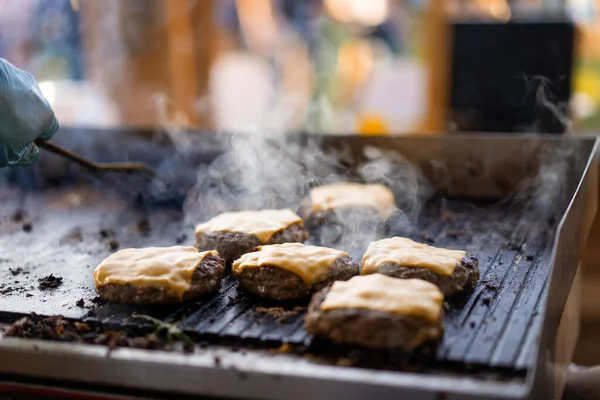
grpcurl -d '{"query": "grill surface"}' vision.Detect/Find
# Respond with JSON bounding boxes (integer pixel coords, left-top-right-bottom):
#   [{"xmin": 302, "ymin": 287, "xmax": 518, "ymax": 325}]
[{"xmin": 0, "ymin": 186, "xmax": 552, "ymax": 375}]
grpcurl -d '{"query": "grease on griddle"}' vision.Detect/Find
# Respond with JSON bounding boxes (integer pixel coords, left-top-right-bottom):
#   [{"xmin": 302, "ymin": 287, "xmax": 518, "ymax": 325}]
[
  {"xmin": 38, "ymin": 274, "xmax": 63, "ymax": 290},
  {"xmin": 99, "ymin": 228, "xmax": 115, "ymax": 239},
  {"xmin": 91, "ymin": 295, "xmax": 108, "ymax": 305}
]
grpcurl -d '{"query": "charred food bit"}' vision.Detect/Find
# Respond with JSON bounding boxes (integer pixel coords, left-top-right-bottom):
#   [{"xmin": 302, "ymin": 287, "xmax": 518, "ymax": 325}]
[
  {"xmin": 75, "ymin": 298, "xmax": 85, "ymax": 308},
  {"xmin": 360, "ymin": 237, "xmax": 479, "ymax": 296},
  {"xmin": 136, "ymin": 218, "xmax": 151, "ymax": 235},
  {"xmin": 99, "ymin": 228, "xmax": 115, "ymax": 239},
  {"xmin": 195, "ymin": 209, "xmax": 309, "ymax": 265},
  {"xmin": 298, "ymin": 183, "xmax": 397, "ymax": 230},
  {"xmin": 107, "ymin": 237, "xmax": 120, "ymax": 250},
  {"xmin": 305, "ymin": 274, "xmax": 444, "ymax": 349},
  {"xmin": 93, "ymin": 246, "xmax": 225, "ymax": 304},
  {"xmin": 4, "ymin": 315, "xmax": 192, "ymax": 353},
  {"xmin": 21, "ymin": 219, "xmax": 33, "ymax": 232},
  {"xmin": 232, "ymin": 243, "xmax": 358, "ymax": 302},
  {"xmin": 11, "ymin": 209, "xmax": 26, "ymax": 222},
  {"xmin": 38, "ymin": 274, "xmax": 63, "ymax": 290}
]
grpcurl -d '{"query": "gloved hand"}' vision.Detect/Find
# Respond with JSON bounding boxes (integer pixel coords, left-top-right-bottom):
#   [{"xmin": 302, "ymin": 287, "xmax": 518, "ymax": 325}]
[{"xmin": 0, "ymin": 58, "xmax": 58, "ymax": 167}]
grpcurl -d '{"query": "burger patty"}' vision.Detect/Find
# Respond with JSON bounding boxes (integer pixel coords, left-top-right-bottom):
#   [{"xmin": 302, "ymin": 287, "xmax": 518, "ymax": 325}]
[
  {"xmin": 195, "ymin": 221, "xmax": 308, "ymax": 265},
  {"xmin": 370, "ymin": 253, "xmax": 479, "ymax": 296},
  {"xmin": 96, "ymin": 253, "xmax": 225, "ymax": 304},
  {"xmin": 305, "ymin": 286, "xmax": 444, "ymax": 349},
  {"xmin": 235, "ymin": 254, "xmax": 359, "ymax": 302},
  {"xmin": 298, "ymin": 197, "xmax": 386, "ymax": 231}
]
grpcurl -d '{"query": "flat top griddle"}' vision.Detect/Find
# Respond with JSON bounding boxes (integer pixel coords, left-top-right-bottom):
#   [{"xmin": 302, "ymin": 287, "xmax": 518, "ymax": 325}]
[
  {"xmin": 0, "ymin": 130, "xmax": 596, "ymax": 400},
  {"xmin": 0, "ymin": 187, "xmax": 550, "ymax": 375}
]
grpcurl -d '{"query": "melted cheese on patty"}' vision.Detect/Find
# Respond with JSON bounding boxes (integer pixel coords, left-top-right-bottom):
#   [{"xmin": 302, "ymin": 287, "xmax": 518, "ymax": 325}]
[
  {"xmin": 308, "ymin": 183, "xmax": 396, "ymax": 218},
  {"xmin": 361, "ymin": 237, "xmax": 466, "ymax": 277},
  {"xmin": 321, "ymin": 274, "xmax": 444, "ymax": 323},
  {"xmin": 194, "ymin": 209, "xmax": 303, "ymax": 243},
  {"xmin": 232, "ymin": 243, "xmax": 348, "ymax": 285},
  {"xmin": 93, "ymin": 246, "xmax": 217, "ymax": 300}
]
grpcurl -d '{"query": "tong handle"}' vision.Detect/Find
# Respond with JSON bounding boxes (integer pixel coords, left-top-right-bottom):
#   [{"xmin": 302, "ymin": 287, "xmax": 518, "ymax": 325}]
[{"xmin": 35, "ymin": 139, "xmax": 156, "ymax": 176}]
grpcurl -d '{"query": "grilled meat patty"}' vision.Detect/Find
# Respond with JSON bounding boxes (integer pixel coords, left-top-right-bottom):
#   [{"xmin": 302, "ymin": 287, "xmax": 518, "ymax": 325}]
[
  {"xmin": 195, "ymin": 210, "xmax": 309, "ymax": 265},
  {"xmin": 373, "ymin": 254, "xmax": 479, "ymax": 296},
  {"xmin": 232, "ymin": 243, "xmax": 359, "ymax": 302},
  {"xmin": 95, "ymin": 249, "xmax": 225, "ymax": 304},
  {"xmin": 196, "ymin": 222, "xmax": 308, "ymax": 265},
  {"xmin": 298, "ymin": 183, "xmax": 397, "ymax": 242},
  {"xmin": 360, "ymin": 237, "xmax": 479, "ymax": 296},
  {"xmin": 299, "ymin": 198, "xmax": 385, "ymax": 231},
  {"xmin": 305, "ymin": 280, "xmax": 444, "ymax": 349}
]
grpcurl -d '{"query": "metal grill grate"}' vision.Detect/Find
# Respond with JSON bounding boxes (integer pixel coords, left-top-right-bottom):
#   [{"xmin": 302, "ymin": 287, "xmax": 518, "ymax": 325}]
[{"xmin": 0, "ymin": 189, "xmax": 551, "ymax": 374}]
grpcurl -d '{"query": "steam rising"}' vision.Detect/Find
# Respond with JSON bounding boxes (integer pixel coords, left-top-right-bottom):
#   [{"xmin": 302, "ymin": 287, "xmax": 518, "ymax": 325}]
[{"xmin": 181, "ymin": 128, "xmax": 432, "ymax": 256}]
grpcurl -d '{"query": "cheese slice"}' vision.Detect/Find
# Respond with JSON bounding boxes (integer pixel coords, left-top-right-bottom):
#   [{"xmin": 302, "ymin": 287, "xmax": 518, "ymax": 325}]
[
  {"xmin": 194, "ymin": 209, "xmax": 303, "ymax": 243},
  {"xmin": 321, "ymin": 274, "xmax": 443, "ymax": 323},
  {"xmin": 232, "ymin": 243, "xmax": 348, "ymax": 285},
  {"xmin": 308, "ymin": 183, "xmax": 396, "ymax": 218},
  {"xmin": 93, "ymin": 246, "xmax": 217, "ymax": 300},
  {"xmin": 361, "ymin": 237, "xmax": 466, "ymax": 277}
]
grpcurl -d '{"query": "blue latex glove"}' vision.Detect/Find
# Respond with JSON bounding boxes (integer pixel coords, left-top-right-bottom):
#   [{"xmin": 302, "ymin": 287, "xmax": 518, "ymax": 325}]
[{"xmin": 0, "ymin": 58, "xmax": 58, "ymax": 167}]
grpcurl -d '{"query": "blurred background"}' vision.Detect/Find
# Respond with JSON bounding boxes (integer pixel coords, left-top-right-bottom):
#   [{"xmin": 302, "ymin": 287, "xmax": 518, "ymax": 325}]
[
  {"xmin": 4, "ymin": 0, "xmax": 599, "ymax": 135},
  {"xmin": 3, "ymin": 0, "xmax": 600, "ymax": 364}
]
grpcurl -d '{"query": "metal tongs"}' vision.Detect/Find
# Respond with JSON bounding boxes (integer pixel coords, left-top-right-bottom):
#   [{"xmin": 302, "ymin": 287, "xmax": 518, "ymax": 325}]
[{"xmin": 35, "ymin": 139, "xmax": 156, "ymax": 178}]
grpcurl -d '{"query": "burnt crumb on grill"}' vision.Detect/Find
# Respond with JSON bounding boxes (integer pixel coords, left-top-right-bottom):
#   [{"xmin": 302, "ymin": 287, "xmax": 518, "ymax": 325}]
[
  {"xmin": 419, "ymin": 232, "xmax": 435, "ymax": 243},
  {"xmin": 76, "ymin": 298, "xmax": 85, "ymax": 308},
  {"xmin": 255, "ymin": 306, "xmax": 305, "ymax": 323},
  {"xmin": 5, "ymin": 315, "xmax": 193, "ymax": 353},
  {"xmin": 22, "ymin": 219, "xmax": 33, "ymax": 232},
  {"xmin": 441, "ymin": 210, "xmax": 456, "ymax": 221},
  {"xmin": 277, "ymin": 343, "xmax": 293, "ymax": 353},
  {"xmin": 484, "ymin": 282, "xmax": 498, "ymax": 291},
  {"xmin": 9, "ymin": 267, "xmax": 28, "ymax": 276},
  {"xmin": 213, "ymin": 355, "xmax": 221, "ymax": 366},
  {"xmin": 26, "ymin": 293, "xmax": 33, "ymax": 297},
  {"xmin": 136, "ymin": 218, "xmax": 151, "ymax": 235},
  {"xmin": 469, "ymin": 321, "xmax": 475, "ymax": 328},
  {"xmin": 508, "ymin": 242, "xmax": 522, "ymax": 251},
  {"xmin": 11, "ymin": 209, "xmax": 26, "ymax": 222},
  {"xmin": 99, "ymin": 228, "xmax": 115, "ymax": 239},
  {"xmin": 107, "ymin": 238, "xmax": 120, "ymax": 250},
  {"xmin": 482, "ymin": 297, "xmax": 492, "ymax": 306},
  {"xmin": 91, "ymin": 296, "xmax": 108, "ymax": 305},
  {"xmin": 526, "ymin": 255, "xmax": 534, "ymax": 261},
  {"xmin": 199, "ymin": 341, "xmax": 209, "ymax": 349},
  {"xmin": 444, "ymin": 230, "xmax": 466, "ymax": 239},
  {"xmin": 336, "ymin": 358, "xmax": 354, "ymax": 367},
  {"xmin": 1, "ymin": 286, "xmax": 14, "ymax": 295},
  {"xmin": 176, "ymin": 233, "xmax": 188, "ymax": 244},
  {"xmin": 38, "ymin": 274, "xmax": 63, "ymax": 290}
]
